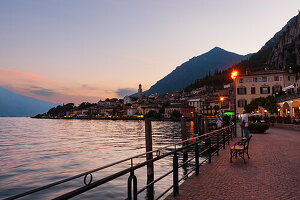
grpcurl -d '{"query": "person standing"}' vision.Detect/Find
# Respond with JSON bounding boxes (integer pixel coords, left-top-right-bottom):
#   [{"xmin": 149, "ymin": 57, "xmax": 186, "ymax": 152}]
[
  {"xmin": 242, "ymin": 110, "xmax": 249, "ymax": 138},
  {"xmin": 216, "ymin": 116, "xmax": 222, "ymax": 129}
]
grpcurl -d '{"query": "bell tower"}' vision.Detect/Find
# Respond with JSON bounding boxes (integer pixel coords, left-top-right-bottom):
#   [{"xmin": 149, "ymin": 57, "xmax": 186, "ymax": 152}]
[{"xmin": 138, "ymin": 84, "xmax": 142, "ymax": 100}]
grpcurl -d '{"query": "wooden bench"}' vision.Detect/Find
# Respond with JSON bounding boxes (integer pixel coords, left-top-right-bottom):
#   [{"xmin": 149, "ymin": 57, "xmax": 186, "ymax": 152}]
[{"xmin": 230, "ymin": 135, "xmax": 252, "ymax": 163}]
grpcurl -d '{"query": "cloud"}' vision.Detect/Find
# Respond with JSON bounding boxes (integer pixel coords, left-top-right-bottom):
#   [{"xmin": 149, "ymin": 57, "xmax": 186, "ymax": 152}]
[
  {"xmin": 115, "ymin": 88, "xmax": 136, "ymax": 98},
  {"xmin": 81, "ymin": 84, "xmax": 97, "ymax": 90},
  {"xmin": 0, "ymin": 68, "xmax": 118, "ymax": 104},
  {"xmin": 29, "ymin": 86, "xmax": 57, "ymax": 97}
]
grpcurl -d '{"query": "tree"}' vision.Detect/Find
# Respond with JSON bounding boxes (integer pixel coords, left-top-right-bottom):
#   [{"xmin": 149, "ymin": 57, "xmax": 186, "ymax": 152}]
[
  {"xmin": 145, "ymin": 110, "xmax": 162, "ymax": 119},
  {"xmin": 244, "ymin": 96, "xmax": 278, "ymax": 114},
  {"xmin": 170, "ymin": 110, "xmax": 182, "ymax": 119}
]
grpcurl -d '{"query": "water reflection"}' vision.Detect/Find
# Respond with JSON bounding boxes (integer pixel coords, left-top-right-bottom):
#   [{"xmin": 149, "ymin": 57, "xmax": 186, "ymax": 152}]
[{"xmin": 0, "ymin": 118, "xmax": 191, "ymax": 199}]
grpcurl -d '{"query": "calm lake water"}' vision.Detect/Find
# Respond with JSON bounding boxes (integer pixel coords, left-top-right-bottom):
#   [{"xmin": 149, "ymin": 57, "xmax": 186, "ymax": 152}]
[{"xmin": 0, "ymin": 117, "xmax": 198, "ymax": 199}]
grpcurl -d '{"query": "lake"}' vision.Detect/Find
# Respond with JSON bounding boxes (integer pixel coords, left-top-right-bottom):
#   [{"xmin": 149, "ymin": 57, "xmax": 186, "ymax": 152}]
[{"xmin": 0, "ymin": 117, "xmax": 197, "ymax": 199}]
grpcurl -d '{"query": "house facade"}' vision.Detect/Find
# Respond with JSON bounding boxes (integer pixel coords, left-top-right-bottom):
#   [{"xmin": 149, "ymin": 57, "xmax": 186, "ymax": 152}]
[{"xmin": 235, "ymin": 70, "xmax": 296, "ymax": 115}]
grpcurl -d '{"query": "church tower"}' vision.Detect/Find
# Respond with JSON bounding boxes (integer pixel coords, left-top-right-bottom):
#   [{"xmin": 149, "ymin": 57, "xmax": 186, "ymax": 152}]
[{"xmin": 138, "ymin": 84, "xmax": 142, "ymax": 100}]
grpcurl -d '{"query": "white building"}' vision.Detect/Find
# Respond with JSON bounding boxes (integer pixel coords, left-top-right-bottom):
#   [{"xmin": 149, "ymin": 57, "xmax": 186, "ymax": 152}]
[{"xmin": 187, "ymin": 98, "xmax": 202, "ymax": 114}]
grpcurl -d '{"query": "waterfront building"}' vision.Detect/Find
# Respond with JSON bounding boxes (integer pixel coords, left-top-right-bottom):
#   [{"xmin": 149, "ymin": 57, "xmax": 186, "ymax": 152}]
[
  {"xmin": 164, "ymin": 104, "xmax": 195, "ymax": 118},
  {"xmin": 187, "ymin": 98, "xmax": 203, "ymax": 114},
  {"xmin": 235, "ymin": 70, "xmax": 296, "ymax": 115},
  {"xmin": 140, "ymin": 105, "xmax": 160, "ymax": 115},
  {"xmin": 126, "ymin": 107, "xmax": 137, "ymax": 116}
]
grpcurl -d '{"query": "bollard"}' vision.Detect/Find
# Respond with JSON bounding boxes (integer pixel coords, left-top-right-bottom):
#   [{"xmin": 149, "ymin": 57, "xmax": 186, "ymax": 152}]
[{"xmin": 173, "ymin": 152, "xmax": 179, "ymax": 196}]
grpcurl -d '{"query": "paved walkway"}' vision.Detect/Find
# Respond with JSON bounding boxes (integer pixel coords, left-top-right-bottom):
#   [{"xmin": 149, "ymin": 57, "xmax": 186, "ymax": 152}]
[{"xmin": 166, "ymin": 127, "xmax": 300, "ymax": 200}]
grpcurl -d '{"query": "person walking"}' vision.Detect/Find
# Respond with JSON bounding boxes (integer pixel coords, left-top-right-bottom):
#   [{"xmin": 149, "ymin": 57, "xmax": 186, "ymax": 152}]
[{"xmin": 242, "ymin": 110, "xmax": 249, "ymax": 138}]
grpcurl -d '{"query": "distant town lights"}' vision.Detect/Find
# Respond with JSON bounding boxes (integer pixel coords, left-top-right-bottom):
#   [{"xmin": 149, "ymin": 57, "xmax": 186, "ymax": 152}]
[{"xmin": 231, "ymin": 70, "xmax": 238, "ymax": 79}]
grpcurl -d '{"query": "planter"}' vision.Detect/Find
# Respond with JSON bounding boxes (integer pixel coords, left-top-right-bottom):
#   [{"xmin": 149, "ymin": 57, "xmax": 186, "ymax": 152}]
[{"xmin": 249, "ymin": 129, "xmax": 267, "ymax": 133}]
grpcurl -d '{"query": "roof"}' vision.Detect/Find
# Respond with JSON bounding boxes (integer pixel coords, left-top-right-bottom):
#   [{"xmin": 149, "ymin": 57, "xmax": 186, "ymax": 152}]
[
  {"xmin": 166, "ymin": 104, "xmax": 194, "ymax": 109},
  {"xmin": 240, "ymin": 70, "xmax": 293, "ymax": 77}
]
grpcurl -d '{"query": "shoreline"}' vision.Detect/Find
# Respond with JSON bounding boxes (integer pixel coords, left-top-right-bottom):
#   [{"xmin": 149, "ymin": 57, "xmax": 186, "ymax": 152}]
[{"xmin": 30, "ymin": 116, "xmax": 186, "ymax": 122}]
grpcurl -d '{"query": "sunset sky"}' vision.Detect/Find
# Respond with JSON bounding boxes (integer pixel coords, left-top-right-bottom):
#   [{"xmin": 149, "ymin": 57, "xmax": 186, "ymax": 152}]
[{"xmin": 0, "ymin": 0, "xmax": 299, "ymax": 104}]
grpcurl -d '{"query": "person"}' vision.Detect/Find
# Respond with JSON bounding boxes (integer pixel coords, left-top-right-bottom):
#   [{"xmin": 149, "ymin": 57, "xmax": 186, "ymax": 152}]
[
  {"xmin": 242, "ymin": 110, "xmax": 249, "ymax": 138},
  {"xmin": 216, "ymin": 116, "xmax": 222, "ymax": 129},
  {"xmin": 223, "ymin": 115, "xmax": 230, "ymax": 126}
]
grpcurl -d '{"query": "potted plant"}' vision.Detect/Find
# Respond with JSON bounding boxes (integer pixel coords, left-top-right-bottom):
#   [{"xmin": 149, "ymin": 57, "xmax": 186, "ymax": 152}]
[{"xmin": 248, "ymin": 122, "xmax": 270, "ymax": 133}]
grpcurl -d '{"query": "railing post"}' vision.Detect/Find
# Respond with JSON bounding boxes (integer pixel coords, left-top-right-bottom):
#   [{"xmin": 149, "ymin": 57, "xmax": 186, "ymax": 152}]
[
  {"xmin": 208, "ymin": 138, "xmax": 212, "ymax": 163},
  {"xmin": 173, "ymin": 152, "xmax": 179, "ymax": 196},
  {"xmin": 181, "ymin": 117, "xmax": 188, "ymax": 173},
  {"xmin": 145, "ymin": 119, "xmax": 154, "ymax": 199},
  {"xmin": 127, "ymin": 170, "xmax": 137, "ymax": 200},
  {"xmin": 223, "ymin": 131, "xmax": 226, "ymax": 149},
  {"xmin": 216, "ymin": 133, "xmax": 219, "ymax": 156},
  {"xmin": 227, "ymin": 129, "xmax": 230, "ymax": 145},
  {"xmin": 195, "ymin": 142, "xmax": 199, "ymax": 175}
]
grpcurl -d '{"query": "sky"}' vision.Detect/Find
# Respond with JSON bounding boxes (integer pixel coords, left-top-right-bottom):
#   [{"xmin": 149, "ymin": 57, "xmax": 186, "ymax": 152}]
[{"xmin": 0, "ymin": 0, "xmax": 299, "ymax": 104}]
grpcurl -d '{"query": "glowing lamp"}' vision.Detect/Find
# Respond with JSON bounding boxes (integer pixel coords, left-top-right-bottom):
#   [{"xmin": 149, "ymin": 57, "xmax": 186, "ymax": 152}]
[
  {"xmin": 231, "ymin": 70, "xmax": 238, "ymax": 79},
  {"xmin": 220, "ymin": 97, "xmax": 224, "ymax": 102}
]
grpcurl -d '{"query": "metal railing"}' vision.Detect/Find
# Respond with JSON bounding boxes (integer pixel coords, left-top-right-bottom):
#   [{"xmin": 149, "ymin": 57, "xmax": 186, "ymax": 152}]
[{"xmin": 4, "ymin": 124, "xmax": 235, "ymax": 200}]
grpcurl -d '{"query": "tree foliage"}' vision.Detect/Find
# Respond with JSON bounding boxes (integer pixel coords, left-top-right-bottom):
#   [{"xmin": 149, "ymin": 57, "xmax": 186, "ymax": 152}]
[
  {"xmin": 170, "ymin": 110, "xmax": 182, "ymax": 119},
  {"xmin": 244, "ymin": 96, "xmax": 278, "ymax": 114}
]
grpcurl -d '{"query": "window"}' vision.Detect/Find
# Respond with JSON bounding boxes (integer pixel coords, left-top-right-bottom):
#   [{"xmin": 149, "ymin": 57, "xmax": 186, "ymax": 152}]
[
  {"xmin": 260, "ymin": 86, "xmax": 270, "ymax": 94},
  {"xmin": 290, "ymin": 76, "xmax": 295, "ymax": 82},
  {"xmin": 251, "ymin": 87, "xmax": 256, "ymax": 94},
  {"xmin": 288, "ymin": 76, "xmax": 290, "ymax": 81},
  {"xmin": 254, "ymin": 77, "xmax": 258, "ymax": 82},
  {"xmin": 272, "ymin": 85, "xmax": 282, "ymax": 94},
  {"xmin": 279, "ymin": 76, "xmax": 283, "ymax": 81},
  {"xmin": 239, "ymin": 78, "xmax": 243, "ymax": 83},
  {"xmin": 238, "ymin": 99, "xmax": 247, "ymax": 108},
  {"xmin": 274, "ymin": 76, "xmax": 279, "ymax": 81},
  {"xmin": 268, "ymin": 77, "xmax": 273, "ymax": 82},
  {"xmin": 262, "ymin": 77, "xmax": 267, "ymax": 82},
  {"xmin": 237, "ymin": 87, "xmax": 247, "ymax": 95}
]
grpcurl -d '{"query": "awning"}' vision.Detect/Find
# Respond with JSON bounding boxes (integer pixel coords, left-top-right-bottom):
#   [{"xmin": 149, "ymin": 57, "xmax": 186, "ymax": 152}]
[{"xmin": 283, "ymin": 84, "xmax": 295, "ymax": 91}]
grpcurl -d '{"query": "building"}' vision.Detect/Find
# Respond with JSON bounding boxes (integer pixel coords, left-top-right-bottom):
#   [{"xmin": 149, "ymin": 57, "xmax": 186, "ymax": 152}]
[
  {"xmin": 138, "ymin": 84, "xmax": 143, "ymax": 100},
  {"xmin": 164, "ymin": 104, "xmax": 195, "ymax": 118},
  {"xmin": 235, "ymin": 70, "xmax": 296, "ymax": 115},
  {"xmin": 187, "ymin": 98, "xmax": 203, "ymax": 114}
]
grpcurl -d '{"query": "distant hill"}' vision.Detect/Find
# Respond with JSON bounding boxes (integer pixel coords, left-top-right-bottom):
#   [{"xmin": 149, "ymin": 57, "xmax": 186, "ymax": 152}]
[
  {"xmin": 0, "ymin": 87, "xmax": 57, "ymax": 117},
  {"xmin": 144, "ymin": 47, "xmax": 251, "ymax": 94}
]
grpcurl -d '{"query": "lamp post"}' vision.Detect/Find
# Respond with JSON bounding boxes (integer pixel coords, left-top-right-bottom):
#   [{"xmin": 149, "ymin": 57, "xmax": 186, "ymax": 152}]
[
  {"xmin": 231, "ymin": 70, "xmax": 238, "ymax": 137},
  {"xmin": 220, "ymin": 96, "xmax": 224, "ymax": 118}
]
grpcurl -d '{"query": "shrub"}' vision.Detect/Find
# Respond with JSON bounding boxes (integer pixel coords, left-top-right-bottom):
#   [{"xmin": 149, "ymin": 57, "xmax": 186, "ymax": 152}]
[
  {"xmin": 248, "ymin": 122, "xmax": 270, "ymax": 133},
  {"xmin": 283, "ymin": 116, "xmax": 292, "ymax": 124},
  {"xmin": 270, "ymin": 116, "xmax": 276, "ymax": 123}
]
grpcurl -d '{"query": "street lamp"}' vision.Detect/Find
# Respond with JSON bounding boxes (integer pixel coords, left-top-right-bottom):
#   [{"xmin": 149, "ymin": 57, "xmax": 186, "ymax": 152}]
[
  {"xmin": 220, "ymin": 96, "xmax": 224, "ymax": 117},
  {"xmin": 231, "ymin": 70, "xmax": 238, "ymax": 137}
]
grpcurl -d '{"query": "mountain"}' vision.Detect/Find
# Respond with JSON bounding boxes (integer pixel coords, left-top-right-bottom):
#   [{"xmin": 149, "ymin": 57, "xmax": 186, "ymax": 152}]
[
  {"xmin": 0, "ymin": 87, "xmax": 57, "ymax": 117},
  {"xmin": 239, "ymin": 12, "xmax": 299, "ymax": 72},
  {"xmin": 145, "ymin": 47, "xmax": 250, "ymax": 94},
  {"xmin": 267, "ymin": 13, "xmax": 300, "ymax": 72}
]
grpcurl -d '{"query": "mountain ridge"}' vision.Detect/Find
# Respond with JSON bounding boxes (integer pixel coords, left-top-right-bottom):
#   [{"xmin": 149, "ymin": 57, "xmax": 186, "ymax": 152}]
[{"xmin": 144, "ymin": 47, "xmax": 250, "ymax": 94}]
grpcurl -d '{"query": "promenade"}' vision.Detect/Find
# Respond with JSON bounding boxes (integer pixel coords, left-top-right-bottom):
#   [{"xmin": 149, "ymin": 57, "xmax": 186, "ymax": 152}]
[{"xmin": 166, "ymin": 127, "xmax": 300, "ymax": 200}]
